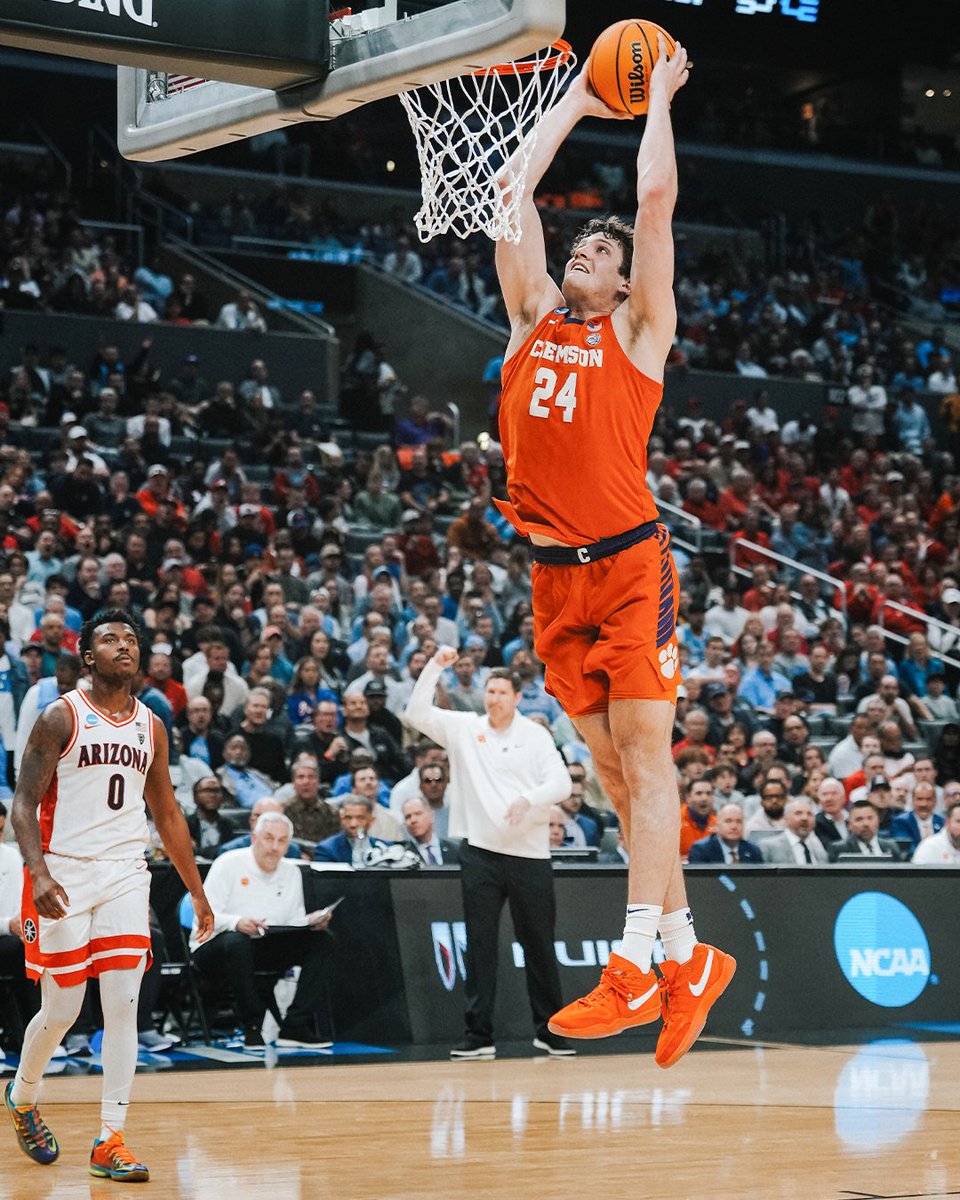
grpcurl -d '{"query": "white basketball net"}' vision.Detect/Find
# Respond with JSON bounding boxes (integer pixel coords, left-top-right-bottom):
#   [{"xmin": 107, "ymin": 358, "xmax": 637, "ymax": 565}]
[{"xmin": 399, "ymin": 42, "xmax": 576, "ymax": 244}]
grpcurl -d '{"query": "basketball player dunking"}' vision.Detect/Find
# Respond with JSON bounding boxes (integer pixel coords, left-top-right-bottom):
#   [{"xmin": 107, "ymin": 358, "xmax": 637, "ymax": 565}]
[
  {"xmin": 493, "ymin": 39, "xmax": 735, "ymax": 1065},
  {"xmin": 5, "ymin": 609, "xmax": 213, "ymax": 1180}
]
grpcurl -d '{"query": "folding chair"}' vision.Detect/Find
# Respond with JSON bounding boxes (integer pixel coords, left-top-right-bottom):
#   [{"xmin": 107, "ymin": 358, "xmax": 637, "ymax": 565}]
[{"xmin": 178, "ymin": 895, "xmax": 283, "ymax": 1041}]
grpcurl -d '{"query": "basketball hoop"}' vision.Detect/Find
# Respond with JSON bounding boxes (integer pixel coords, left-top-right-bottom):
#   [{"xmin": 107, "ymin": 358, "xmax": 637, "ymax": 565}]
[{"xmin": 399, "ymin": 40, "xmax": 575, "ymax": 244}]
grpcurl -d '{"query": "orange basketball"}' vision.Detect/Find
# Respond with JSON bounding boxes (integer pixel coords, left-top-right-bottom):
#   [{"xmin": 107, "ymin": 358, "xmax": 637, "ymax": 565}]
[{"xmin": 587, "ymin": 19, "xmax": 677, "ymax": 117}]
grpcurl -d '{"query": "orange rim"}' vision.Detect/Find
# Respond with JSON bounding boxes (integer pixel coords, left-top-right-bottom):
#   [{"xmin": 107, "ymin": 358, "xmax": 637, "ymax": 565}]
[{"xmin": 475, "ymin": 39, "xmax": 573, "ymax": 77}]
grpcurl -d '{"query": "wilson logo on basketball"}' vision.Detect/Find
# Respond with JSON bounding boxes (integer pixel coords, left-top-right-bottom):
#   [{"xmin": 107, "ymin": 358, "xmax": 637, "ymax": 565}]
[
  {"xmin": 628, "ymin": 42, "xmax": 648, "ymax": 107},
  {"xmin": 42, "ymin": 0, "xmax": 155, "ymax": 29}
]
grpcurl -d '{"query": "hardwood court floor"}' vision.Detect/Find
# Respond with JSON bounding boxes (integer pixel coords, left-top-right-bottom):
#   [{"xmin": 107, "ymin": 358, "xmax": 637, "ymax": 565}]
[{"xmin": 4, "ymin": 1037, "xmax": 959, "ymax": 1200}]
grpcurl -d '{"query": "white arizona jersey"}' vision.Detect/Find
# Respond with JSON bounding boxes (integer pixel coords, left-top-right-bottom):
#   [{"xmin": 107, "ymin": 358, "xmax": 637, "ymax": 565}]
[{"xmin": 39, "ymin": 689, "xmax": 155, "ymax": 860}]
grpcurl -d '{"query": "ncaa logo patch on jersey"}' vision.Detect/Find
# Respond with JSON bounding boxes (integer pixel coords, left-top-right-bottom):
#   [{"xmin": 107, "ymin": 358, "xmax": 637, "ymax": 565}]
[
  {"xmin": 85, "ymin": 712, "xmax": 99, "ymax": 726},
  {"xmin": 23, "ymin": 918, "xmax": 37, "ymax": 943}
]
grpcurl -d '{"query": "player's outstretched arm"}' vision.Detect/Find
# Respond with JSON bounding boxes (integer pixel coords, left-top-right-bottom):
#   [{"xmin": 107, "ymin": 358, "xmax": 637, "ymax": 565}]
[
  {"xmin": 496, "ymin": 67, "xmax": 629, "ymax": 338},
  {"xmin": 621, "ymin": 37, "xmax": 690, "ymax": 377},
  {"xmin": 11, "ymin": 703, "xmax": 72, "ymax": 918},
  {"xmin": 144, "ymin": 717, "xmax": 214, "ymax": 942}
]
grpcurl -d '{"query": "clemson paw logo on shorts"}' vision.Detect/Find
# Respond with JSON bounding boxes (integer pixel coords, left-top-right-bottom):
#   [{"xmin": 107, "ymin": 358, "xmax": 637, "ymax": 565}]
[
  {"xmin": 658, "ymin": 643, "xmax": 679, "ymax": 679},
  {"xmin": 23, "ymin": 918, "xmax": 37, "ymax": 943}
]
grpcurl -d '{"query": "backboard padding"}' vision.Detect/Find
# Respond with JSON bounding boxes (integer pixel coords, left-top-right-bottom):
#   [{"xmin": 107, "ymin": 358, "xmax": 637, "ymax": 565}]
[{"xmin": 118, "ymin": 0, "xmax": 565, "ymax": 160}]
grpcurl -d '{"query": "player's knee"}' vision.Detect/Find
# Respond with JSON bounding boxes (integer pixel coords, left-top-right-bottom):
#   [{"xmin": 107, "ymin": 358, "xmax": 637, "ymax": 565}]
[
  {"xmin": 615, "ymin": 743, "xmax": 674, "ymax": 793},
  {"xmin": 41, "ymin": 980, "xmax": 86, "ymax": 1030}
]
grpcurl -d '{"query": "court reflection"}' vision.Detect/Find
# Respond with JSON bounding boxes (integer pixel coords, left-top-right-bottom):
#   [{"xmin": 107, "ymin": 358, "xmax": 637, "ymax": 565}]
[
  {"xmin": 833, "ymin": 1039, "xmax": 930, "ymax": 1150},
  {"xmin": 429, "ymin": 1080, "xmax": 696, "ymax": 1158}
]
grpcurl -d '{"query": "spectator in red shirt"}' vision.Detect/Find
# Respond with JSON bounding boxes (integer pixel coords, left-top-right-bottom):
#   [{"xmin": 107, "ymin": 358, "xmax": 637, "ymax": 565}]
[
  {"xmin": 398, "ymin": 510, "xmax": 441, "ymax": 578},
  {"xmin": 682, "ymin": 478, "xmax": 725, "ymax": 531},
  {"xmin": 741, "ymin": 564, "xmax": 775, "ymax": 612},
  {"xmin": 755, "ymin": 461, "xmax": 787, "ymax": 511},
  {"xmin": 273, "ymin": 445, "xmax": 321, "ymax": 507},
  {"xmin": 135, "ymin": 464, "xmax": 188, "ymax": 523},
  {"xmin": 680, "ymin": 778, "xmax": 718, "ymax": 861},
  {"xmin": 147, "ymin": 648, "xmax": 187, "ymax": 718},
  {"xmin": 839, "ymin": 447, "xmax": 871, "ymax": 500},
  {"xmin": 26, "ymin": 503, "xmax": 80, "ymax": 550},
  {"xmin": 844, "ymin": 563, "xmax": 881, "ymax": 625},
  {"xmin": 672, "ymin": 708, "xmax": 717, "ymax": 765},
  {"xmin": 872, "ymin": 574, "xmax": 926, "ymax": 637},
  {"xmin": 730, "ymin": 508, "xmax": 771, "ymax": 571},
  {"xmin": 718, "ymin": 470, "xmax": 754, "ymax": 531}
]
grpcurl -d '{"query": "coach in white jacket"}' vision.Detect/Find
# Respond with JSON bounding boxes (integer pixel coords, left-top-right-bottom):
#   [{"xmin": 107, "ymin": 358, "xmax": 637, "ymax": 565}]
[{"xmin": 406, "ymin": 646, "xmax": 574, "ymax": 1059}]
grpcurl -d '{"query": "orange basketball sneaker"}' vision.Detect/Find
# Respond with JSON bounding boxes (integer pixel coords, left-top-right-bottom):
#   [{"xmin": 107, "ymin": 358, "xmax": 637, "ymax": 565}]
[
  {"xmin": 547, "ymin": 952, "xmax": 663, "ymax": 1039},
  {"xmin": 655, "ymin": 943, "xmax": 737, "ymax": 1069},
  {"xmin": 89, "ymin": 1129, "xmax": 150, "ymax": 1182}
]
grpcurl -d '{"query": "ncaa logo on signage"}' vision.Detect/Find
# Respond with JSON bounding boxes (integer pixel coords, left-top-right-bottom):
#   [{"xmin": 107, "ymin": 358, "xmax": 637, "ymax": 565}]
[{"xmin": 833, "ymin": 892, "xmax": 931, "ymax": 1008}]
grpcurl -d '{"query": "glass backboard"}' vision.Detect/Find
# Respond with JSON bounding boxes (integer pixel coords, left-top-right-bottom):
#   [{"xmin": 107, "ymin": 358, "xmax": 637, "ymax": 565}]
[{"xmin": 117, "ymin": 0, "xmax": 566, "ymax": 161}]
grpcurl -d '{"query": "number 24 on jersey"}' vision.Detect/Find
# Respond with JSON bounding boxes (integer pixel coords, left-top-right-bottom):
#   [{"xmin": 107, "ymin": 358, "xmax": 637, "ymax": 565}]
[{"xmin": 529, "ymin": 368, "xmax": 577, "ymax": 423}]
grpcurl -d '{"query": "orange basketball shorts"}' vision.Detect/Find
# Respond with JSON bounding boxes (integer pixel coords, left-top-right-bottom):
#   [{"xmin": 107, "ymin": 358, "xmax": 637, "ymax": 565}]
[{"xmin": 531, "ymin": 525, "xmax": 681, "ymax": 718}]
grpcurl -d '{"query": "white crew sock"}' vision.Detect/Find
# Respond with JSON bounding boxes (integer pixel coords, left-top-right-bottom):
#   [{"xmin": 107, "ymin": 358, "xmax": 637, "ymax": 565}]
[
  {"xmin": 618, "ymin": 904, "xmax": 662, "ymax": 974},
  {"xmin": 97, "ymin": 960, "xmax": 145, "ymax": 1140},
  {"xmin": 658, "ymin": 908, "xmax": 698, "ymax": 965}
]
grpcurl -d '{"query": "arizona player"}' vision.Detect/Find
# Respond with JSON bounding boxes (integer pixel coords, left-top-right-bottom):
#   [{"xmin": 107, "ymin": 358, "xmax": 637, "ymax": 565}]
[
  {"xmin": 5, "ymin": 608, "xmax": 213, "ymax": 1181},
  {"xmin": 493, "ymin": 41, "xmax": 735, "ymax": 1064}
]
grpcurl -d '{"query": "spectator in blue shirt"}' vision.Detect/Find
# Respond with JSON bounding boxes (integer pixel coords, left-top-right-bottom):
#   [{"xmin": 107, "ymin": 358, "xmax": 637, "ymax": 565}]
[
  {"xmin": 502, "ymin": 613, "xmax": 536, "ymax": 666},
  {"xmin": 738, "ymin": 641, "xmax": 792, "ymax": 715},
  {"xmin": 898, "ymin": 631, "xmax": 942, "ymax": 721},
  {"xmin": 510, "ymin": 649, "xmax": 564, "ymax": 726},
  {"xmin": 892, "ymin": 389, "xmax": 932, "ymax": 454},
  {"xmin": 217, "ymin": 733, "xmax": 275, "ymax": 809},
  {"xmin": 287, "ymin": 655, "xmax": 339, "ymax": 727}
]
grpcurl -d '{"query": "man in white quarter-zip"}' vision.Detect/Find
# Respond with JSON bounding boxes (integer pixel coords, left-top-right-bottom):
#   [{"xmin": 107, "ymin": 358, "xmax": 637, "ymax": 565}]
[{"xmin": 406, "ymin": 646, "xmax": 574, "ymax": 1059}]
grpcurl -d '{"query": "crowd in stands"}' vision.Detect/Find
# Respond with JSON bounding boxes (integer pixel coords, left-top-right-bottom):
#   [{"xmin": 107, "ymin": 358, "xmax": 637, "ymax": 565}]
[
  {"xmin": 1, "ymin": 127, "xmax": 960, "ymax": 1052},
  {"xmin": 5, "ymin": 137, "xmax": 958, "ymax": 393},
  {"xmin": 0, "ymin": 324, "xmax": 959, "ymax": 883},
  {"xmin": 162, "ymin": 170, "xmax": 958, "ymax": 376}
]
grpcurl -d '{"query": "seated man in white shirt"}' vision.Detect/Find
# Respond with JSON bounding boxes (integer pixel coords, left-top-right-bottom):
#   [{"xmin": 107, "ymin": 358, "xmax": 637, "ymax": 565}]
[
  {"xmin": 191, "ymin": 812, "xmax": 335, "ymax": 1048},
  {"xmin": 911, "ymin": 800, "xmax": 960, "ymax": 864},
  {"xmin": 402, "ymin": 795, "xmax": 460, "ymax": 866},
  {"xmin": 0, "ymin": 802, "xmax": 38, "ymax": 1048}
]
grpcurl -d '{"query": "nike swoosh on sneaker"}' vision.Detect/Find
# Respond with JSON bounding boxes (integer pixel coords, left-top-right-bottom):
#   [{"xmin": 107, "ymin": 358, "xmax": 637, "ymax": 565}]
[
  {"xmin": 626, "ymin": 982, "xmax": 659, "ymax": 1011},
  {"xmin": 688, "ymin": 948, "xmax": 715, "ymax": 997}
]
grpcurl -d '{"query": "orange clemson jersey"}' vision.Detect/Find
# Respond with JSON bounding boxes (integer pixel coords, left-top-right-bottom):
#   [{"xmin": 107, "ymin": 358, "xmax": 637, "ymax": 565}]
[{"xmin": 494, "ymin": 308, "xmax": 663, "ymax": 546}]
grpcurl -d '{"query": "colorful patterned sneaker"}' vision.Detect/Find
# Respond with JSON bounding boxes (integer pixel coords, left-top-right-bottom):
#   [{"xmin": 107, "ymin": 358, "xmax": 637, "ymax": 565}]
[
  {"xmin": 4, "ymin": 1079, "xmax": 60, "ymax": 1165},
  {"xmin": 89, "ymin": 1130, "xmax": 150, "ymax": 1182},
  {"xmin": 656, "ymin": 943, "xmax": 737, "ymax": 1069},
  {"xmin": 547, "ymin": 952, "xmax": 663, "ymax": 1039}
]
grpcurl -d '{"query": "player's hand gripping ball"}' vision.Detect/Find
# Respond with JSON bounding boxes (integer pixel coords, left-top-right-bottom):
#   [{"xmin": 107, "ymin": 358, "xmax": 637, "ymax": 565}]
[{"xmin": 587, "ymin": 19, "xmax": 677, "ymax": 116}]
